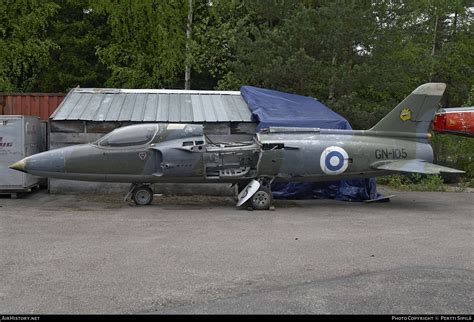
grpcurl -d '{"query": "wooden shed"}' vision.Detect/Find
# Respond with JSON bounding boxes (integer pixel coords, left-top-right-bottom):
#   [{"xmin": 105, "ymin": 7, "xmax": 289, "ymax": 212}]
[{"xmin": 48, "ymin": 88, "xmax": 258, "ymax": 195}]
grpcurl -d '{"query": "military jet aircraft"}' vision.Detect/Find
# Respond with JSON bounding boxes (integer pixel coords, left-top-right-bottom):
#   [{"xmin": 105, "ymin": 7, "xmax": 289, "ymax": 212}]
[{"xmin": 10, "ymin": 83, "xmax": 464, "ymax": 209}]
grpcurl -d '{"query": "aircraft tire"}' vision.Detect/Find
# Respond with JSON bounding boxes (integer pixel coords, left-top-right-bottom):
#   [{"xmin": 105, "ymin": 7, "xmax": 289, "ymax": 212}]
[
  {"xmin": 251, "ymin": 187, "xmax": 273, "ymax": 210},
  {"xmin": 133, "ymin": 186, "xmax": 153, "ymax": 206}
]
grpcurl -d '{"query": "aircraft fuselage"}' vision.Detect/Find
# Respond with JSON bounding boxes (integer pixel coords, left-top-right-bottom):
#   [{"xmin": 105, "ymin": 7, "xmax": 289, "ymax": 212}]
[{"xmin": 13, "ymin": 127, "xmax": 433, "ymax": 184}]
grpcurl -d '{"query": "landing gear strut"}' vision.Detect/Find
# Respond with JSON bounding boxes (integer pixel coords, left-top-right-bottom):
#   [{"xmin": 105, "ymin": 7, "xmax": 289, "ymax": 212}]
[{"xmin": 125, "ymin": 184, "xmax": 153, "ymax": 205}]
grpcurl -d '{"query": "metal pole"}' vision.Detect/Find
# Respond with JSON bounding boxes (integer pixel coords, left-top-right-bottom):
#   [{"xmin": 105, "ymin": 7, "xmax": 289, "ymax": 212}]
[{"xmin": 185, "ymin": 0, "xmax": 193, "ymax": 90}]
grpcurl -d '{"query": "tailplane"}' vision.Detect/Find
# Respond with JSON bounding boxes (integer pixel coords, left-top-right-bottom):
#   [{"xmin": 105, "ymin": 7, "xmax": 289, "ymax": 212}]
[
  {"xmin": 371, "ymin": 159, "xmax": 464, "ymax": 174},
  {"xmin": 369, "ymin": 83, "xmax": 446, "ymax": 135}
]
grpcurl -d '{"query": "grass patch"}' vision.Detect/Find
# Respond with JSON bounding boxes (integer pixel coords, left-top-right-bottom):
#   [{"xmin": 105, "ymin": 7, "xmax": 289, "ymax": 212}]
[{"xmin": 377, "ymin": 174, "xmax": 447, "ymax": 192}]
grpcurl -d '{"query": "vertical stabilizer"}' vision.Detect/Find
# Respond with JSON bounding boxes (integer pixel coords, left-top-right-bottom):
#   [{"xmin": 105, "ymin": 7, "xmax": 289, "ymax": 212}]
[{"xmin": 369, "ymin": 83, "xmax": 446, "ymax": 135}]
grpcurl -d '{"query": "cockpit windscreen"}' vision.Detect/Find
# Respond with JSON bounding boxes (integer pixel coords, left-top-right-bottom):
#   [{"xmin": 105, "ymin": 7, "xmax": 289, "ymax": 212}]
[{"xmin": 97, "ymin": 124, "xmax": 158, "ymax": 147}]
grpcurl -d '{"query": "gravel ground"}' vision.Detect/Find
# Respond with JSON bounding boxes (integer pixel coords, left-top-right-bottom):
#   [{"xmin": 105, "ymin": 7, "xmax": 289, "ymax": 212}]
[{"xmin": 0, "ymin": 187, "xmax": 472, "ymax": 314}]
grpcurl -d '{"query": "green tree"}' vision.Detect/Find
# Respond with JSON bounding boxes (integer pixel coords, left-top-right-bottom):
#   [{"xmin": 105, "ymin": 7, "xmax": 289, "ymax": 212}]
[
  {"xmin": 324, "ymin": 0, "xmax": 473, "ymax": 127},
  {"xmin": 0, "ymin": 0, "xmax": 471, "ymax": 123},
  {"xmin": 465, "ymin": 85, "xmax": 474, "ymax": 106},
  {"xmin": 187, "ymin": 0, "xmax": 244, "ymax": 89},
  {"xmin": 94, "ymin": 0, "xmax": 188, "ymax": 88},
  {"xmin": 0, "ymin": 0, "xmax": 58, "ymax": 91},
  {"xmin": 215, "ymin": 0, "xmax": 472, "ymax": 129},
  {"xmin": 36, "ymin": 0, "xmax": 111, "ymax": 92},
  {"xmin": 216, "ymin": 1, "xmax": 380, "ymax": 128}
]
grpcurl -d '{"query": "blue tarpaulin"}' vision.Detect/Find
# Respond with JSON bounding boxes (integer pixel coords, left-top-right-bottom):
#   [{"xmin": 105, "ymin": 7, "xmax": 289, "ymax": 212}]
[
  {"xmin": 240, "ymin": 86, "xmax": 352, "ymax": 131},
  {"xmin": 240, "ymin": 85, "xmax": 381, "ymax": 201}
]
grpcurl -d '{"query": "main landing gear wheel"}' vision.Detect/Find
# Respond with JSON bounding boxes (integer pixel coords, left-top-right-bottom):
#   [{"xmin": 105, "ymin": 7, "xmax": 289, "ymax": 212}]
[
  {"xmin": 250, "ymin": 187, "xmax": 273, "ymax": 210},
  {"xmin": 132, "ymin": 185, "xmax": 153, "ymax": 206}
]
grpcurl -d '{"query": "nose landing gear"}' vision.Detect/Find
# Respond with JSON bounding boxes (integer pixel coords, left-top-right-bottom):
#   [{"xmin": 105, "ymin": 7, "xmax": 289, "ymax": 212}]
[
  {"xmin": 236, "ymin": 178, "xmax": 274, "ymax": 210},
  {"xmin": 125, "ymin": 184, "xmax": 153, "ymax": 205},
  {"xmin": 250, "ymin": 186, "xmax": 273, "ymax": 210}
]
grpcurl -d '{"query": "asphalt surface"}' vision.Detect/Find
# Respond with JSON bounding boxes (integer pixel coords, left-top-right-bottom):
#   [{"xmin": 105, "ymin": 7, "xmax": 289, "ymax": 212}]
[{"xmin": 0, "ymin": 187, "xmax": 472, "ymax": 314}]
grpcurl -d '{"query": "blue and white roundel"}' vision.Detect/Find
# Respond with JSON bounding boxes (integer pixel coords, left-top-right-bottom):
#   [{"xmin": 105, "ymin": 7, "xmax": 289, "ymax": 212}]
[{"xmin": 320, "ymin": 146, "xmax": 349, "ymax": 175}]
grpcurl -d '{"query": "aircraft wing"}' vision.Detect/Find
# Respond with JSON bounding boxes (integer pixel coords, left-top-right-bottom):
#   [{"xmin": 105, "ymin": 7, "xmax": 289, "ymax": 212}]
[{"xmin": 371, "ymin": 159, "xmax": 465, "ymax": 174}]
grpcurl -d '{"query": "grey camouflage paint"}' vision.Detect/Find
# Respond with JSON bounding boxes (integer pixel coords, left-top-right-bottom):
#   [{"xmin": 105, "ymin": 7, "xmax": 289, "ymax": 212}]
[{"xmin": 9, "ymin": 83, "xmax": 464, "ymax": 188}]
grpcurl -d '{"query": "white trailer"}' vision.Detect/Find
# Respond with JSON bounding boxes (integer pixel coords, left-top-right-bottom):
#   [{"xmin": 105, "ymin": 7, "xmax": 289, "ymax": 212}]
[{"xmin": 0, "ymin": 115, "xmax": 45, "ymax": 197}]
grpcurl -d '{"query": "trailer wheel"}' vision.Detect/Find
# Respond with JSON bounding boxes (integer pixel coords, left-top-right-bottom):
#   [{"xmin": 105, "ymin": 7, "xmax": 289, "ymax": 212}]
[
  {"xmin": 133, "ymin": 186, "xmax": 153, "ymax": 206},
  {"xmin": 251, "ymin": 187, "xmax": 273, "ymax": 210}
]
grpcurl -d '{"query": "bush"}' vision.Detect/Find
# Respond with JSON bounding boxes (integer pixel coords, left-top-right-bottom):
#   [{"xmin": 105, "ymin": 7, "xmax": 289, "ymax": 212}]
[
  {"xmin": 377, "ymin": 174, "xmax": 446, "ymax": 191},
  {"xmin": 431, "ymin": 134, "xmax": 474, "ymax": 179}
]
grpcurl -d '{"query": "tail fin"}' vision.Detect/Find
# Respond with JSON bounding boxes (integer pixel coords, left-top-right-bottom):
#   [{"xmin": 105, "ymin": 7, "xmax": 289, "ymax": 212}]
[{"xmin": 369, "ymin": 83, "xmax": 446, "ymax": 134}]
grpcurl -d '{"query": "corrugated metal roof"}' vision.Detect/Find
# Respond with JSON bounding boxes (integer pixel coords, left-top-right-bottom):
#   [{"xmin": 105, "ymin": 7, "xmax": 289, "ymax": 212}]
[{"xmin": 50, "ymin": 88, "xmax": 253, "ymax": 122}]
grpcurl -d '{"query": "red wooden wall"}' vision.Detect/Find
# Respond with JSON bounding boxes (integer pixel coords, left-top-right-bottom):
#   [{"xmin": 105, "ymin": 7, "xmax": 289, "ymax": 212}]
[{"xmin": 0, "ymin": 93, "xmax": 65, "ymax": 120}]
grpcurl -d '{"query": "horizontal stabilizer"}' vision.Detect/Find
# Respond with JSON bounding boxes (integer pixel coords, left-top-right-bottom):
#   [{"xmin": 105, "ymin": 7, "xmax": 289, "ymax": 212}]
[{"xmin": 371, "ymin": 159, "xmax": 465, "ymax": 174}]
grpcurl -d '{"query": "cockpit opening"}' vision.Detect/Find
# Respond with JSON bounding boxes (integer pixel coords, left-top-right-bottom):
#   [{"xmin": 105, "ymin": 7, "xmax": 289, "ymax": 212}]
[{"xmin": 94, "ymin": 123, "xmax": 205, "ymax": 148}]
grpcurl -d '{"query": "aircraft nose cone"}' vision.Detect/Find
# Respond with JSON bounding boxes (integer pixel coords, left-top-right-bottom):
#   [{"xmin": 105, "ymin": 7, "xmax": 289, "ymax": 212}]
[
  {"xmin": 9, "ymin": 159, "xmax": 27, "ymax": 172},
  {"xmin": 8, "ymin": 148, "xmax": 70, "ymax": 176}
]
